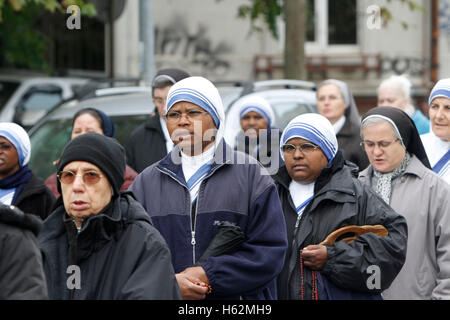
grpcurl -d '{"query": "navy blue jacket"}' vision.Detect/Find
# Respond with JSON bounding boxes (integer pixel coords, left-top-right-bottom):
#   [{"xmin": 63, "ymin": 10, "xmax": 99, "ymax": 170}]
[{"xmin": 129, "ymin": 140, "xmax": 288, "ymax": 300}]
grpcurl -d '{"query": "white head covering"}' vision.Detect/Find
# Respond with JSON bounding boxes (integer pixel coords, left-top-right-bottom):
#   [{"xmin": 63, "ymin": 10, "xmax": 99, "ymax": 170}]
[
  {"xmin": 428, "ymin": 78, "xmax": 450, "ymax": 106},
  {"xmin": 0, "ymin": 122, "xmax": 31, "ymax": 167},
  {"xmin": 280, "ymin": 113, "xmax": 338, "ymax": 164},
  {"xmin": 236, "ymin": 95, "xmax": 275, "ymax": 128},
  {"xmin": 166, "ymin": 76, "xmax": 225, "ymax": 149}
]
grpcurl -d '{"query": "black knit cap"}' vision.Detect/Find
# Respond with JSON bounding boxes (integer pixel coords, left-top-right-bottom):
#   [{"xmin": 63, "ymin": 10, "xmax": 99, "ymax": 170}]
[{"xmin": 57, "ymin": 132, "xmax": 126, "ymax": 195}]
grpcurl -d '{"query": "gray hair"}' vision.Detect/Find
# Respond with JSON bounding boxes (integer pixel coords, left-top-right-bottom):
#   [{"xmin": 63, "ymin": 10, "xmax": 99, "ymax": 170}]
[
  {"xmin": 360, "ymin": 116, "xmax": 403, "ymax": 143},
  {"xmin": 377, "ymin": 75, "xmax": 412, "ymax": 101}
]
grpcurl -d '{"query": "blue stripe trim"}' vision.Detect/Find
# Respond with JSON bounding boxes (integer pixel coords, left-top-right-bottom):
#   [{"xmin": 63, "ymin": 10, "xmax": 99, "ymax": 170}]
[
  {"xmin": 296, "ymin": 196, "xmax": 314, "ymax": 218},
  {"xmin": 239, "ymin": 106, "xmax": 272, "ymax": 127},
  {"xmin": 186, "ymin": 163, "xmax": 212, "ymax": 190},
  {"xmin": 429, "ymin": 89, "xmax": 450, "ymax": 105},
  {"xmin": 0, "ymin": 130, "xmax": 24, "ymax": 165},
  {"xmin": 167, "ymin": 88, "xmax": 220, "ymax": 128},
  {"xmin": 283, "ymin": 127, "xmax": 335, "ymax": 161},
  {"xmin": 433, "ymin": 149, "xmax": 450, "ymax": 176},
  {"xmin": 283, "ymin": 123, "xmax": 336, "ymax": 153}
]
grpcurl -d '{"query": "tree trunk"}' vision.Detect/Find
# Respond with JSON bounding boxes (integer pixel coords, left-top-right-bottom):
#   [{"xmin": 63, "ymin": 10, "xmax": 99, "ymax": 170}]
[{"xmin": 284, "ymin": 0, "xmax": 307, "ymax": 80}]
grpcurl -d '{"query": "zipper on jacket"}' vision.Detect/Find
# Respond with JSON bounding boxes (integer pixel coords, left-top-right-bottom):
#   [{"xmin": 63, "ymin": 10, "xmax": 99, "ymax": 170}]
[{"xmin": 157, "ymin": 161, "xmax": 229, "ymax": 266}]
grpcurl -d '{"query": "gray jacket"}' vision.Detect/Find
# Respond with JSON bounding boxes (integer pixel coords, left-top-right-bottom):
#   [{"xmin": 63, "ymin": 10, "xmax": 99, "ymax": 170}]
[{"xmin": 359, "ymin": 155, "xmax": 450, "ymax": 299}]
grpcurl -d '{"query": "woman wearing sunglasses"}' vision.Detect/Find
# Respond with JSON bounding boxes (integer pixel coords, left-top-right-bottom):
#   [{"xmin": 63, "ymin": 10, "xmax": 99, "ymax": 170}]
[
  {"xmin": 272, "ymin": 113, "xmax": 407, "ymax": 300},
  {"xmin": 38, "ymin": 132, "xmax": 180, "ymax": 300}
]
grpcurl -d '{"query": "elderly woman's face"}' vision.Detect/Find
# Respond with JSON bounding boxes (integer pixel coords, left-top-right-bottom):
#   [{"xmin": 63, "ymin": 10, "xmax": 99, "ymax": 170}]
[
  {"xmin": 166, "ymin": 101, "xmax": 217, "ymax": 156},
  {"xmin": 240, "ymin": 111, "xmax": 268, "ymax": 139},
  {"xmin": 283, "ymin": 137, "xmax": 328, "ymax": 184},
  {"xmin": 362, "ymin": 121, "xmax": 406, "ymax": 173},
  {"xmin": 429, "ymin": 97, "xmax": 450, "ymax": 141},
  {"xmin": 317, "ymin": 84, "xmax": 347, "ymax": 124},
  {"xmin": 60, "ymin": 161, "xmax": 112, "ymax": 227},
  {"xmin": 377, "ymin": 87, "xmax": 408, "ymax": 110},
  {"xmin": 72, "ymin": 113, "xmax": 104, "ymax": 139}
]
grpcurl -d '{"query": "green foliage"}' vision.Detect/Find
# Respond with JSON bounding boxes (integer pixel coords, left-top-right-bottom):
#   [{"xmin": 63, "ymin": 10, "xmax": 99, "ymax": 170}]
[
  {"xmin": 233, "ymin": 0, "xmax": 426, "ymax": 39},
  {"xmin": 0, "ymin": 0, "xmax": 96, "ymax": 72},
  {"xmin": 236, "ymin": 0, "xmax": 282, "ymax": 39}
]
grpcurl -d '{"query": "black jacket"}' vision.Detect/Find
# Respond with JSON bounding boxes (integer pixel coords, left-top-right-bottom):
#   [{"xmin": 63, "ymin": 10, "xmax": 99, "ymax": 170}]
[
  {"xmin": 0, "ymin": 205, "xmax": 48, "ymax": 299},
  {"xmin": 337, "ymin": 117, "xmax": 369, "ymax": 171},
  {"xmin": 125, "ymin": 113, "xmax": 168, "ymax": 173},
  {"xmin": 272, "ymin": 151, "xmax": 408, "ymax": 300},
  {"xmin": 38, "ymin": 193, "xmax": 180, "ymax": 300},
  {"xmin": 13, "ymin": 174, "xmax": 55, "ymax": 221}
]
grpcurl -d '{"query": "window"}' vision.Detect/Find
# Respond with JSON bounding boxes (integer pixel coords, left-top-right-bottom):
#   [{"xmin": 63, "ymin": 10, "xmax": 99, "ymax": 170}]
[{"xmin": 307, "ymin": 0, "xmax": 357, "ymax": 48}]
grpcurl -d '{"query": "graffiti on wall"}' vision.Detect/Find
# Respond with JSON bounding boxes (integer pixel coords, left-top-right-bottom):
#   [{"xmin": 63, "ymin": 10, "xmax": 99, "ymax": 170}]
[
  {"xmin": 381, "ymin": 56, "xmax": 429, "ymax": 77},
  {"xmin": 155, "ymin": 16, "xmax": 233, "ymax": 77}
]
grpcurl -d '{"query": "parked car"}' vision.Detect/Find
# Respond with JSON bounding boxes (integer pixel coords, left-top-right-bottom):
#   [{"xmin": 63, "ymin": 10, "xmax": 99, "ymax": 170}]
[
  {"xmin": 224, "ymin": 79, "xmax": 318, "ymax": 147},
  {"xmin": 0, "ymin": 73, "xmax": 88, "ymax": 130},
  {"xmin": 28, "ymin": 91, "xmax": 153, "ymax": 180}
]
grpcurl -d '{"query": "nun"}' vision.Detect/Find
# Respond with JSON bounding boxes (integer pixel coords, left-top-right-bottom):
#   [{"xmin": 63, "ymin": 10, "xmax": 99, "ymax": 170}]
[
  {"xmin": 38, "ymin": 133, "xmax": 180, "ymax": 299},
  {"xmin": 359, "ymin": 106, "xmax": 450, "ymax": 299},
  {"xmin": 129, "ymin": 76, "xmax": 288, "ymax": 300},
  {"xmin": 421, "ymin": 78, "xmax": 450, "ymax": 184},
  {"xmin": 0, "ymin": 122, "xmax": 55, "ymax": 220},
  {"xmin": 234, "ymin": 95, "xmax": 283, "ymax": 174},
  {"xmin": 272, "ymin": 113, "xmax": 407, "ymax": 300},
  {"xmin": 316, "ymin": 79, "xmax": 369, "ymax": 171}
]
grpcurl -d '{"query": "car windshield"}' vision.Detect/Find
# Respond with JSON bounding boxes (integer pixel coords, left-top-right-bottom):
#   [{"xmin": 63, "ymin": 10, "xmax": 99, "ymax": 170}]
[{"xmin": 29, "ymin": 114, "xmax": 148, "ymax": 179}]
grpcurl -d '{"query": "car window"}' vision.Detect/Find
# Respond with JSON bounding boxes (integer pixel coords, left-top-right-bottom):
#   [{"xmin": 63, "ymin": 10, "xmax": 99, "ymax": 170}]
[
  {"xmin": 15, "ymin": 90, "xmax": 63, "ymax": 128},
  {"xmin": 0, "ymin": 81, "xmax": 20, "ymax": 111},
  {"xmin": 271, "ymin": 101, "xmax": 316, "ymax": 129},
  {"xmin": 29, "ymin": 114, "xmax": 148, "ymax": 180}
]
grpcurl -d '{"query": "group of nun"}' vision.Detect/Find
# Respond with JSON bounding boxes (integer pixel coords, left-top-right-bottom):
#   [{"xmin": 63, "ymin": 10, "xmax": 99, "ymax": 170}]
[{"xmin": 2, "ymin": 74, "xmax": 449, "ymax": 300}]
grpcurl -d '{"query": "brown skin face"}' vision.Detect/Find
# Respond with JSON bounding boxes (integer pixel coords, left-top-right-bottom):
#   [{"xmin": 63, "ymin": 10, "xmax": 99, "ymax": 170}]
[
  {"xmin": 283, "ymin": 137, "xmax": 329, "ymax": 184},
  {"xmin": 0, "ymin": 136, "xmax": 20, "ymax": 180},
  {"xmin": 166, "ymin": 101, "xmax": 217, "ymax": 156},
  {"xmin": 240, "ymin": 111, "xmax": 269, "ymax": 139}
]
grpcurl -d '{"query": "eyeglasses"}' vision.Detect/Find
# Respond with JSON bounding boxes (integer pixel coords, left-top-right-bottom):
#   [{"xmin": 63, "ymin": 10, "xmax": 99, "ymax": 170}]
[
  {"xmin": 0, "ymin": 144, "xmax": 14, "ymax": 151},
  {"xmin": 57, "ymin": 170, "xmax": 103, "ymax": 185},
  {"xmin": 165, "ymin": 110, "xmax": 209, "ymax": 122},
  {"xmin": 360, "ymin": 138, "xmax": 401, "ymax": 149},
  {"xmin": 281, "ymin": 143, "xmax": 320, "ymax": 155}
]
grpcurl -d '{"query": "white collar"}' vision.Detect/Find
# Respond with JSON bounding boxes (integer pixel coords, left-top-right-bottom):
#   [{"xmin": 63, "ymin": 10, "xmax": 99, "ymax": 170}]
[{"xmin": 333, "ymin": 116, "xmax": 346, "ymax": 134}]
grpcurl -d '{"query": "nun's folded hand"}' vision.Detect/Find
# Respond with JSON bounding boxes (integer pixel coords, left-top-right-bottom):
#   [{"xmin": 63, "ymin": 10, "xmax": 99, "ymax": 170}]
[
  {"xmin": 301, "ymin": 245, "xmax": 328, "ymax": 270},
  {"xmin": 176, "ymin": 266, "xmax": 210, "ymax": 300}
]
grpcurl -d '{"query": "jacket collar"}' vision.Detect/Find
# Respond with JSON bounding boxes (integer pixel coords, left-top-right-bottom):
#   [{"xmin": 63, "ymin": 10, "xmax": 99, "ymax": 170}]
[{"xmin": 39, "ymin": 193, "xmax": 151, "ymax": 262}]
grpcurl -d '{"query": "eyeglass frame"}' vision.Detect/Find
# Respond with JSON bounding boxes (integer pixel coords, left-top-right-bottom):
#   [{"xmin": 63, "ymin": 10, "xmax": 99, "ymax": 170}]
[
  {"xmin": 57, "ymin": 170, "xmax": 104, "ymax": 186},
  {"xmin": 281, "ymin": 142, "xmax": 320, "ymax": 155},
  {"xmin": 164, "ymin": 109, "xmax": 210, "ymax": 122},
  {"xmin": 360, "ymin": 138, "xmax": 402, "ymax": 149}
]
